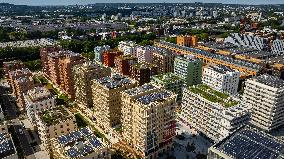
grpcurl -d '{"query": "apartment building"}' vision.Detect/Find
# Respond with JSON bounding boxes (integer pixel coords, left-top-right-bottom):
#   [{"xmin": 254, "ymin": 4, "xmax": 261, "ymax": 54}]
[
  {"xmin": 59, "ymin": 53, "xmax": 85, "ymax": 99},
  {"xmin": 92, "ymin": 74, "xmax": 137, "ymax": 133},
  {"xmin": 174, "ymin": 55, "xmax": 202, "ymax": 86},
  {"xmin": 130, "ymin": 62, "xmax": 158, "ymax": 86},
  {"xmin": 202, "ymin": 65, "xmax": 240, "ymax": 95},
  {"xmin": 118, "ymin": 41, "xmax": 138, "ymax": 57},
  {"xmin": 3, "ymin": 60, "xmax": 24, "ymax": 78},
  {"xmin": 243, "ymin": 75, "xmax": 284, "ymax": 131},
  {"xmin": 136, "ymin": 46, "xmax": 153, "ymax": 63},
  {"xmin": 73, "ymin": 62, "xmax": 111, "ymax": 109},
  {"xmin": 51, "ymin": 127, "xmax": 111, "ymax": 159},
  {"xmin": 102, "ymin": 50, "xmax": 123, "ymax": 67},
  {"xmin": 114, "ymin": 55, "xmax": 138, "ymax": 75},
  {"xmin": 40, "ymin": 46, "xmax": 62, "ymax": 74},
  {"xmin": 0, "ymin": 131, "xmax": 18, "ymax": 159},
  {"xmin": 177, "ymin": 35, "xmax": 198, "ymax": 47},
  {"xmin": 94, "ymin": 45, "xmax": 111, "ymax": 63},
  {"xmin": 0, "ymin": 105, "xmax": 4, "ymax": 121},
  {"xmin": 8, "ymin": 68, "xmax": 35, "ymax": 110},
  {"xmin": 180, "ymin": 84, "xmax": 250, "ymax": 142},
  {"xmin": 46, "ymin": 51, "xmax": 67, "ymax": 85},
  {"xmin": 34, "ymin": 106, "xmax": 77, "ymax": 148},
  {"xmin": 121, "ymin": 84, "xmax": 177, "ymax": 159},
  {"xmin": 208, "ymin": 128, "xmax": 284, "ymax": 159},
  {"xmin": 151, "ymin": 73, "xmax": 184, "ymax": 103},
  {"xmin": 24, "ymin": 87, "xmax": 56, "ymax": 122},
  {"xmin": 152, "ymin": 47, "xmax": 175, "ymax": 74}
]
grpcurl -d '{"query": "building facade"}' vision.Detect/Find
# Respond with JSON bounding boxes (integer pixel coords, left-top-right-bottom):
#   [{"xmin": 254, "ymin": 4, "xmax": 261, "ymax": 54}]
[
  {"xmin": 130, "ymin": 62, "xmax": 158, "ymax": 86},
  {"xmin": 152, "ymin": 47, "xmax": 175, "ymax": 74},
  {"xmin": 121, "ymin": 84, "xmax": 177, "ymax": 159},
  {"xmin": 94, "ymin": 45, "xmax": 111, "ymax": 63},
  {"xmin": 118, "ymin": 41, "xmax": 138, "ymax": 57},
  {"xmin": 202, "ymin": 65, "xmax": 240, "ymax": 95},
  {"xmin": 136, "ymin": 46, "xmax": 153, "ymax": 63},
  {"xmin": 243, "ymin": 75, "xmax": 284, "ymax": 131},
  {"xmin": 177, "ymin": 35, "xmax": 198, "ymax": 47},
  {"xmin": 102, "ymin": 50, "xmax": 123, "ymax": 67},
  {"xmin": 180, "ymin": 84, "xmax": 250, "ymax": 142},
  {"xmin": 174, "ymin": 55, "xmax": 202, "ymax": 86},
  {"xmin": 114, "ymin": 55, "xmax": 138, "ymax": 75}
]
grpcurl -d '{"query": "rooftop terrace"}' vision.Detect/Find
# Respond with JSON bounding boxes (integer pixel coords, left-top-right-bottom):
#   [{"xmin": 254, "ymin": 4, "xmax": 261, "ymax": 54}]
[
  {"xmin": 189, "ymin": 84, "xmax": 239, "ymax": 108},
  {"xmin": 213, "ymin": 128, "xmax": 284, "ymax": 159},
  {"xmin": 96, "ymin": 74, "xmax": 134, "ymax": 89},
  {"xmin": 252, "ymin": 74, "xmax": 284, "ymax": 89},
  {"xmin": 152, "ymin": 73, "xmax": 183, "ymax": 83},
  {"xmin": 0, "ymin": 132, "xmax": 16, "ymax": 158},
  {"xmin": 40, "ymin": 106, "xmax": 73, "ymax": 126},
  {"xmin": 27, "ymin": 87, "xmax": 52, "ymax": 102},
  {"xmin": 56, "ymin": 127, "xmax": 105, "ymax": 158}
]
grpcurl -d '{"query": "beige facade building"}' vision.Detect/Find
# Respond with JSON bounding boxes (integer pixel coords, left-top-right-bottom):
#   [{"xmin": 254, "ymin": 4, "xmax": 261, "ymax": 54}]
[
  {"xmin": 92, "ymin": 74, "xmax": 137, "ymax": 133},
  {"xmin": 121, "ymin": 84, "xmax": 177, "ymax": 159},
  {"xmin": 34, "ymin": 106, "xmax": 77, "ymax": 148},
  {"xmin": 243, "ymin": 75, "xmax": 284, "ymax": 131},
  {"xmin": 51, "ymin": 127, "xmax": 111, "ymax": 159},
  {"xmin": 73, "ymin": 62, "xmax": 111, "ymax": 110}
]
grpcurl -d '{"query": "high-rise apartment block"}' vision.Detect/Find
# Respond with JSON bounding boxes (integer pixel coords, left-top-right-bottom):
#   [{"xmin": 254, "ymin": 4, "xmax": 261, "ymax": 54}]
[
  {"xmin": 243, "ymin": 75, "xmax": 284, "ymax": 131},
  {"xmin": 152, "ymin": 47, "xmax": 175, "ymax": 74},
  {"xmin": 121, "ymin": 84, "xmax": 177, "ymax": 159},
  {"xmin": 151, "ymin": 73, "xmax": 184, "ymax": 102},
  {"xmin": 40, "ymin": 46, "xmax": 62, "ymax": 74},
  {"xmin": 35, "ymin": 106, "xmax": 77, "ymax": 148},
  {"xmin": 73, "ymin": 62, "xmax": 111, "ymax": 109},
  {"xmin": 202, "ymin": 65, "xmax": 240, "ymax": 95},
  {"xmin": 92, "ymin": 74, "xmax": 137, "ymax": 132},
  {"xmin": 118, "ymin": 41, "xmax": 138, "ymax": 57},
  {"xmin": 94, "ymin": 45, "xmax": 111, "ymax": 63},
  {"xmin": 136, "ymin": 46, "xmax": 153, "ymax": 63},
  {"xmin": 3, "ymin": 60, "xmax": 24, "ymax": 78},
  {"xmin": 177, "ymin": 35, "xmax": 198, "ymax": 47},
  {"xmin": 51, "ymin": 127, "xmax": 111, "ymax": 159},
  {"xmin": 0, "ymin": 131, "xmax": 18, "ymax": 159},
  {"xmin": 102, "ymin": 50, "xmax": 123, "ymax": 67},
  {"xmin": 130, "ymin": 62, "xmax": 158, "ymax": 86},
  {"xmin": 180, "ymin": 84, "xmax": 250, "ymax": 142},
  {"xmin": 174, "ymin": 55, "xmax": 202, "ymax": 86},
  {"xmin": 114, "ymin": 55, "xmax": 138, "ymax": 75},
  {"xmin": 24, "ymin": 87, "xmax": 56, "ymax": 122}
]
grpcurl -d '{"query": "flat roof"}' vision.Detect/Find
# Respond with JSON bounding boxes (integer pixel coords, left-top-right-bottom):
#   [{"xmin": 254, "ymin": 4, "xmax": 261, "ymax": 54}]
[
  {"xmin": 136, "ymin": 90, "xmax": 173, "ymax": 105},
  {"xmin": 213, "ymin": 128, "xmax": 284, "ymax": 159},
  {"xmin": 96, "ymin": 74, "xmax": 134, "ymax": 89},
  {"xmin": 206, "ymin": 65, "xmax": 237, "ymax": 74},
  {"xmin": 0, "ymin": 132, "xmax": 16, "ymax": 158},
  {"xmin": 39, "ymin": 106, "xmax": 73, "ymax": 126},
  {"xmin": 125, "ymin": 83, "xmax": 157, "ymax": 96},
  {"xmin": 56, "ymin": 127, "xmax": 105, "ymax": 158},
  {"xmin": 26, "ymin": 87, "xmax": 53, "ymax": 103},
  {"xmin": 152, "ymin": 72, "xmax": 183, "ymax": 83},
  {"xmin": 252, "ymin": 74, "xmax": 284, "ymax": 88}
]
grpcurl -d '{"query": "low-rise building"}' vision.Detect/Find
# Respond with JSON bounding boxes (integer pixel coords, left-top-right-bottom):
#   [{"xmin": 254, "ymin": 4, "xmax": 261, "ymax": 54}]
[
  {"xmin": 180, "ymin": 84, "xmax": 250, "ymax": 142},
  {"xmin": 121, "ymin": 84, "xmax": 177, "ymax": 159},
  {"xmin": 151, "ymin": 73, "xmax": 184, "ymax": 103},
  {"xmin": 73, "ymin": 62, "xmax": 111, "ymax": 110},
  {"xmin": 34, "ymin": 106, "xmax": 77, "ymax": 148},
  {"xmin": 202, "ymin": 65, "xmax": 240, "ymax": 95},
  {"xmin": 92, "ymin": 74, "xmax": 137, "ymax": 133},
  {"xmin": 208, "ymin": 128, "xmax": 284, "ymax": 159},
  {"xmin": 0, "ymin": 131, "xmax": 18, "ymax": 159},
  {"xmin": 130, "ymin": 62, "xmax": 158, "ymax": 86},
  {"xmin": 174, "ymin": 55, "xmax": 202, "ymax": 86},
  {"xmin": 94, "ymin": 45, "xmax": 111, "ymax": 63},
  {"xmin": 24, "ymin": 87, "xmax": 56, "ymax": 122},
  {"xmin": 114, "ymin": 55, "xmax": 138, "ymax": 76},
  {"xmin": 51, "ymin": 127, "xmax": 111, "ymax": 159},
  {"xmin": 243, "ymin": 75, "xmax": 284, "ymax": 131}
]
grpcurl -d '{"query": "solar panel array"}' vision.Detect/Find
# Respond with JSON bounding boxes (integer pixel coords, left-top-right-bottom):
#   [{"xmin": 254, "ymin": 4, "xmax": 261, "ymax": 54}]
[
  {"xmin": 254, "ymin": 74, "xmax": 284, "ymax": 88},
  {"xmin": 136, "ymin": 91, "xmax": 172, "ymax": 105},
  {"xmin": 56, "ymin": 127, "xmax": 104, "ymax": 158},
  {"xmin": 216, "ymin": 129, "xmax": 284, "ymax": 159},
  {"xmin": 159, "ymin": 41, "xmax": 261, "ymax": 71},
  {"xmin": 0, "ymin": 133, "xmax": 16, "ymax": 158},
  {"xmin": 97, "ymin": 73, "xmax": 133, "ymax": 89},
  {"xmin": 125, "ymin": 83, "xmax": 156, "ymax": 96}
]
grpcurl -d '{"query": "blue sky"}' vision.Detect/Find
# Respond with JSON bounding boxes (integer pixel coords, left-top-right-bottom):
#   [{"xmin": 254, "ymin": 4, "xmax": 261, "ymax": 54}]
[{"xmin": 0, "ymin": 0, "xmax": 283, "ymax": 6}]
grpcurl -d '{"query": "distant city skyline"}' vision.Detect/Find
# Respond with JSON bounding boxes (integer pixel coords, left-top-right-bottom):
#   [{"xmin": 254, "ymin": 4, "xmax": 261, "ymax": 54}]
[{"xmin": 0, "ymin": 0, "xmax": 284, "ymax": 6}]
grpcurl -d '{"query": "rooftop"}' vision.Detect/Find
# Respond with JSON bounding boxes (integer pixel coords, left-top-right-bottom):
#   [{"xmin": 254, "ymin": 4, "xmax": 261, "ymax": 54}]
[
  {"xmin": 26, "ymin": 87, "xmax": 53, "ymax": 103},
  {"xmin": 252, "ymin": 74, "xmax": 284, "ymax": 88},
  {"xmin": 152, "ymin": 73, "xmax": 183, "ymax": 83},
  {"xmin": 125, "ymin": 83, "xmax": 157, "ymax": 96},
  {"xmin": 56, "ymin": 127, "xmax": 106, "ymax": 158},
  {"xmin": 175, "ymin": 55, "xmax": 200, "ymax": 63},
  {"xmin": 136, "ymin": 91, "xmax": 173, "ymax": 105},
  {"xmin": 132, "ymin": 62, "xmax": 157, "ymax": 69},
  {"xmin": 0, "ymin": 132, "xmax": 16, "ymax": 158},
  {"xmin": 96, "ymin": 74, "xmax": 135, "ymax": 89},
  {"xmin": 206, "ymin": 65, "xmax": 237, "ymax": 74},
  {"xmin": 116, "ymin": 55, "xmax": 137, "ymax": 61},
  {"xmin": 189, "ymin": 84, "xmax": 239, "ymax": 108},
  {"xmin": 39, "ymin": 106, "xmax": 73, "ymax": 126},
  {"xmin": 213, "ymin": 128, "xmax": 284, "ymax": 159}
]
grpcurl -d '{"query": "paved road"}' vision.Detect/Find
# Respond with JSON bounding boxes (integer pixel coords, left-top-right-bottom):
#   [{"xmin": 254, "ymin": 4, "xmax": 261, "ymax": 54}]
[{"xmin": 0, "ymin": 85, "xmax": 35, "ymax": 158}]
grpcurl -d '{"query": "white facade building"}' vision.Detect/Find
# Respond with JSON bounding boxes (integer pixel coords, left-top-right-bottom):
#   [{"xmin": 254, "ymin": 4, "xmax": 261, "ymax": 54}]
[
  {"xmin": 136, "ymin": 46, "xmax": 153, "ymax": 63},
  {"xmin": 180, "ymin": 84, "xmax": 250, "ymax": 142},
  {"xmin": 243, "ymin": 75, "xmax": 284, "ymax": 131},
  {"xmin": 24, "ymin": 87, "xmax": 56, "ymax": 122},
  {"xmin": 118, "ymin": 41, "xmax": 138, "ymax": 57},
  {"xmin": 202, "ymin": 65, "xmax": 240, "ymax": 95}
]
